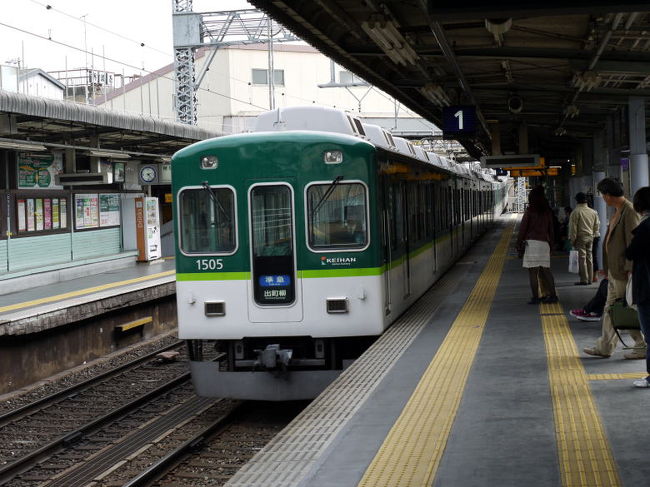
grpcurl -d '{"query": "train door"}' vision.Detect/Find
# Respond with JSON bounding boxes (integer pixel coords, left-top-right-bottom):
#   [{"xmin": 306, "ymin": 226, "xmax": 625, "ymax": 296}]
[
  {"xmin": 431, "ymin": 183, "xmax": 438, "ymax": 275},
  {"xmin": 400, "ymin": 181, "xmax": 411, "ymax": 298},
  {"xmin": 381, "ymin": 176, "xmax": 392, "ymax": 315},
  {"xmin": 246, "ymin": 182, "xmax": 303, "ymax": 323}
]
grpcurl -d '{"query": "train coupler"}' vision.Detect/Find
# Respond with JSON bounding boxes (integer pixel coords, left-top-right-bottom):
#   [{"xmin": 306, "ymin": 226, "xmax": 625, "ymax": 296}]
[{"xmin": 254, "ymin": 344, "xmax": 293, "ymax": 370}]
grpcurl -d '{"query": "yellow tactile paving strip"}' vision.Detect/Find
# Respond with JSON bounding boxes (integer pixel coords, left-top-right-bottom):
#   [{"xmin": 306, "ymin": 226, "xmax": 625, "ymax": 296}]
[
  {"xmin": 0, "ymin": 270, "xmax": 175, "ymax": 314},
  {"xmin": 541, "ymin": 310, "xmax": 621, "ymax": 486},
  {"xmin": 357, "ymin": 223, "xmax": 514, "ymax": 487},
  {"xmin": 589, "ymin": 373, "xmax": 647, "ymax": 381}
]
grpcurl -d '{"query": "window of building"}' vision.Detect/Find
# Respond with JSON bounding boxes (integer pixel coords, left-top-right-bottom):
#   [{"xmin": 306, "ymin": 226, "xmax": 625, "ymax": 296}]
[
  {"xmin": 179, "ymin": 187, "xmax": 236, "ymax": 254},
  {"xmin": 251, "ymin": 68, "xmax": 285, "ymax": 86}
]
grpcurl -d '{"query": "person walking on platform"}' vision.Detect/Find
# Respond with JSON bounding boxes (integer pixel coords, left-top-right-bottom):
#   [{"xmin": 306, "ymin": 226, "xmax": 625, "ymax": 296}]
[
  {"xmin": 570, "ymin": 278, "xmax": 608, "ymax": 321},
  {"xmin": 517, "ymin": 186, "xmax": 558, "ymax": 304},
  {"xmin": 568, "ymin": 192, "xmax": 600, "ymax": 285},
  {"xmin": 625, "ymin": 187, "xmax": 650, "ymax": 386},
  {"xmin": 584, "ymin": 178, "xmax": 645, "ymax": 359}
]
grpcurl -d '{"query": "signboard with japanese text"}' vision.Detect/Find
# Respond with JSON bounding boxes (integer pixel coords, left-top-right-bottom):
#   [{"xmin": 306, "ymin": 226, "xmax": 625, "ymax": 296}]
[
  {"xmin": 99, "ymin": 194, "xmax": 121, "ymax": 227},
  {"xmin": 18, "ymin": 153, "xmax": 63, "ymax": 189}
]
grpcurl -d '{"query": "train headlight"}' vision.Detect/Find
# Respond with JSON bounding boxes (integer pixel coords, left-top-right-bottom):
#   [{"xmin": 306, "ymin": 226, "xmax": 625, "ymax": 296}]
[
  {"xmin": 201, "ymin": 155, "xmax": 219, "ymax": 169},
  {"xmin": 323, "ymin": 150, "xmax": 343, "ymax": 164}
]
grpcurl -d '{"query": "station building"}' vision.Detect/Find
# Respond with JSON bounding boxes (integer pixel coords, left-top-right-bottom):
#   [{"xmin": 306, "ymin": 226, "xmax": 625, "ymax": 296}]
[{"xmin": 0, "ymin": 90, "xmax": 216, "ymax": 290}]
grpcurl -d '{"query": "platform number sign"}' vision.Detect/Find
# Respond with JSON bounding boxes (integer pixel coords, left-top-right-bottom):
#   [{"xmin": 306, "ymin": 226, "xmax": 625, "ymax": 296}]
[{"xmin": 442, "ymin": 105, "xmax": 477, "ymax": 138}]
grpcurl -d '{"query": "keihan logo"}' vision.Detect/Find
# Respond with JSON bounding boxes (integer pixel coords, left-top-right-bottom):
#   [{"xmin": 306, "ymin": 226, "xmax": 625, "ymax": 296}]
[{"xmin": 320, "ymin": 256, "xmax": 357, "ymax": 266}]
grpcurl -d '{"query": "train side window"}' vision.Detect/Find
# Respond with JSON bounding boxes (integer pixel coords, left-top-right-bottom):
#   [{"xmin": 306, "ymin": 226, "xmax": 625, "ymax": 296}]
[
  {"xmin": 179, "ymin": 187, "xmax": 236, "ymax": 254},
  {"xmin": 306, "ymin": 182, "xmax": 368, "ymax": 250}
]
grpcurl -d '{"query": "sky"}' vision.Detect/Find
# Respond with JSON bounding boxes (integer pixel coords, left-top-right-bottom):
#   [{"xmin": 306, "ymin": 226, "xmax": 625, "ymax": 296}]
[{"xmin": 0, "ymin": 0, "xmax": 253, "ymax": 77}]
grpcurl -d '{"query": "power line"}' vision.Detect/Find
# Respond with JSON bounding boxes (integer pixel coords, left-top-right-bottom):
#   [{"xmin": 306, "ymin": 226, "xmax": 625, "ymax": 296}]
[
  {"xmin": 28, "ymin": 0, "xmax": 171, "ymax": 58},
  {"xmin": 0, "ymin": 19, "xmax": 269, "ymax": 111}
]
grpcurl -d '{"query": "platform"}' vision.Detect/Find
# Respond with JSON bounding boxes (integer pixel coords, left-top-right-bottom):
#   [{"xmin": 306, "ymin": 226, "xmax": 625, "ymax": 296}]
[
  {"xmin": 226, "ymin": 215, "xmax": 649, "ymax": 487},
  {"xmin": 0, "ymin": 258, "xmax": 175, "ymax": 336}
]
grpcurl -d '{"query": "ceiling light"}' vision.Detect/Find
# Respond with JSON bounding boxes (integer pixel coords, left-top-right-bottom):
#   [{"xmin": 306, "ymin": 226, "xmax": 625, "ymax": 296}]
[
  {"xmin": 0, "ymin": 140, "xmax": 47, "ymax": 151},
  {"xmin": 89, "ymin": 150, "xmax": 131, "ymax": 159},
  {"xmin": 361, "ymin": 16, "xmax": 418, "ymax": 66},
  {"xmin": 419, "ymin": 83, "xmax": 450, "ymax": 107}
]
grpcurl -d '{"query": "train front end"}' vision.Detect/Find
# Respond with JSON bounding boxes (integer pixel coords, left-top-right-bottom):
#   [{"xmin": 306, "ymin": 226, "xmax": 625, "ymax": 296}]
[{"xmin": 172, "ymin": 131, "xmax": 384, "ymax": 400}]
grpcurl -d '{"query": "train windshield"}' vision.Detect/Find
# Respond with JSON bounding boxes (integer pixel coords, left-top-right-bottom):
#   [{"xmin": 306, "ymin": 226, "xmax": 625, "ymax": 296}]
[
  {"xmin": 307, "ymin": 182, "xmax": 368, "ymax": 249},
  {"xmin": 179, "ymin": 187, "xmax": 236, "ymax": 254}
]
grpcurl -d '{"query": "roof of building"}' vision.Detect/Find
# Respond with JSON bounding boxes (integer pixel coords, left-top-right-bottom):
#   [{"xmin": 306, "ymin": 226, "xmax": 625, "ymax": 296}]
[
  {"xmin": 0, "ymin": 89, "xmax": 218, "ymax": 155},
  {"xmin": 18, "ymin": 68, "xmax": 66, "ymax": 90}
]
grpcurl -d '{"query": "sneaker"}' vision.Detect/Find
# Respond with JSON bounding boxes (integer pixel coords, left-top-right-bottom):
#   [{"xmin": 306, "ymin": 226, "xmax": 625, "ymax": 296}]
[
  {"xmin": 570, "ymin": 309, "xmax": 601, "ymax": 322},
  {"xmin": 633, "ymin": 377, "xmax": 650, "ymax": 388},
  {"xmin": 570, "ymin": 309, "xmax": 588, "ymax": 319},
  {"xmin": 583, "ymin": 347, "xmax": 610, "ymax": 358},
  {"xmin": 624, "ymin": 349, "xmax": 647, "ymax": 360}
]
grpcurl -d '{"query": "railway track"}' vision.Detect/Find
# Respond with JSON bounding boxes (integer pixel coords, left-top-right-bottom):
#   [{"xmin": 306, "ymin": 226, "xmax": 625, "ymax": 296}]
[{"xmin": 0, "ymin": 340, "xmax": 191, "ymax": 485}]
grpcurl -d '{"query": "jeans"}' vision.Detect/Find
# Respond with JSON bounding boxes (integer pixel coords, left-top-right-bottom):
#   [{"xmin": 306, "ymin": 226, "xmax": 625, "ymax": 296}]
[{"xmin": 638, "ymin": 303, "xmax": 650, "ymax": 375}]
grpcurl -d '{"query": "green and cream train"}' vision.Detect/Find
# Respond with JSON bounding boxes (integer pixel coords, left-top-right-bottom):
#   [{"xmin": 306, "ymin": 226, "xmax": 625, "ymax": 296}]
[{"xmin": 172, "ymin": 106, "xmax": 508, "ymax": 400}]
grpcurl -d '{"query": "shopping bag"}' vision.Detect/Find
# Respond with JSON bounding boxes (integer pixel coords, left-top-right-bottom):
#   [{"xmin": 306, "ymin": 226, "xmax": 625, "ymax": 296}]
[
  {"xmin": 626, "ymin": 276, "xmax": 637, "ymax": 310},
  {"xmin": 568, "ymin": 249, "xmax": 579, "ymax": 273}
]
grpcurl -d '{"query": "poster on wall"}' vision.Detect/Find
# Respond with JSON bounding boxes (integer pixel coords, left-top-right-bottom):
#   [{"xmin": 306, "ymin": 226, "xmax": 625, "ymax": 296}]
[
  {"xmin": 44, "ymin": 199, "xmax": 52, "ymax": 230},
  {"xmin": 99, "ymin": 194, "xmax": 121, "ymax": 227},
  {"xmin": 26, "ymin": 199, "xmax": 35, "ymax": 231},
  {"xmin": 75, "ymin": 194, "xmax": 99, "ymax": 229},
  {"xmin": 18, "ymin": 152, "xmax": 63, "ymax": 189},
  {"xmin": 17, "ymin": 199, "xmax": 26, "ymax": 231},
  {"xmin": 60, "ymin": 198, "xmax": 67, "ymax": 228},
  {"xmin": 52, "ymin": 199, "xmax": 60, "ymax": 229},
  {"xmin": 35, "ymin": 199, "xmax": 44, "ymax": 231}
]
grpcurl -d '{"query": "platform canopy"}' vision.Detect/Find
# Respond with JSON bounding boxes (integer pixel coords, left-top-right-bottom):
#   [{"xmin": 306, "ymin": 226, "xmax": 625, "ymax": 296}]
[{"xmin": 249, "ymin": 1, "xmax": 650, "ymax": 163}]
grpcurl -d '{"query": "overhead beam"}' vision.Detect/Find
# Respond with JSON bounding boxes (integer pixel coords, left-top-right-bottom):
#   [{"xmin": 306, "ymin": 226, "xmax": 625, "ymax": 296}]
[{"xmin": 426, "ymin": 1, "xmax": 650, "ymax": 21}]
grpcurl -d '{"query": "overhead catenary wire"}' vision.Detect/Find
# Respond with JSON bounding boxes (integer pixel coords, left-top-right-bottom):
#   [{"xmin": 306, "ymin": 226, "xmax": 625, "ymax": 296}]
[
  {"xmin": 0, "ymin": 19, "xmax": 269, "ymax": 111},
  {"xmin": 28, "ymin": 0, "xmax": 171, "ymax": 57}
]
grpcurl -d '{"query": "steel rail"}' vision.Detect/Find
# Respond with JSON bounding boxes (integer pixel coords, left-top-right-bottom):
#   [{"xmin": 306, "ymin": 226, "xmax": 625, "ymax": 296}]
[
  {"xmin": 0, "ymin": 371, "xmax": 191, "ymax": 485},
  {"xmin": 0, "ymin": 340, "xmax": 183, "ymax": 428},
  {"xmin": 121, "ymin": 402, "xmax": 241, "ymax": 487}
]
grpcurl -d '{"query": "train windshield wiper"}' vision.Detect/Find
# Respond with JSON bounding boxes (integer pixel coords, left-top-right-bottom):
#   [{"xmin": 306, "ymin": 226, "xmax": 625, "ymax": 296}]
[
  {"xmin": 202, "ymin": 181, "xmax": 231, "ymax": 223},
  {"xmin": 311, "ymin": 175, "xmax": 343, "ymax": 217}
]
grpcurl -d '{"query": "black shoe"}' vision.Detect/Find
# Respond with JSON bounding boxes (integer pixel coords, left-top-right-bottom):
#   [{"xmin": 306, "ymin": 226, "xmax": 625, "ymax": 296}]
[
  {"xmin": 542, "ymin": 295, "xmax": 559, "ymax": 303},
  {"xmin": 528, "ymin": 297, "xmax": 542, "ymax": 304},
  {"xmin": 574, "ymin": 282, "xmax": 589, "ymax": 286}
]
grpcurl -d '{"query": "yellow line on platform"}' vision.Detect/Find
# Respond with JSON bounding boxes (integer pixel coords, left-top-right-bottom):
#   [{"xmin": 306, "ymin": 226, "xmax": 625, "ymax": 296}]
[
  {"xmin": 0, "ymin": 270, "xmax": 175, "ymax": 314},
  {"xmin": 589, "ymin": 372, "xmax": 647, "ymax": 381},
  {"xmin": 541, "ymin": 309, "xmax": 621, "ymax": 486},
  {"xmin": 357, "ymin": 223, "xmax": 513, "ymax": 487}
]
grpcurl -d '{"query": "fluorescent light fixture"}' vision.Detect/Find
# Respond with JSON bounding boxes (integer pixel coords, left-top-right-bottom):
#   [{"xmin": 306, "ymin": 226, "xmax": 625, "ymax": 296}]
[
  {"xmin": 89, "ymin": 150, "xmax": 131, "ymax": 159},
  {"xmin": 0, "ymin": 140, "xmax": 47, "ymax": 151},
  {"xmin": 361, "ymin": 16, "xmax": 418, "ymax": 66},
  {"xmin": 419, "ymin": 83, "xmax": 450, "ymax": 107}
]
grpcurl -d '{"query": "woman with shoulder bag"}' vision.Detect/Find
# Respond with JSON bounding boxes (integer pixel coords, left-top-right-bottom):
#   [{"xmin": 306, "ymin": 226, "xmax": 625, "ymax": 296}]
[
  {"xmin": 516, "ymin": 186, "xmax": 558, "ymax": 304},
  {"xmin": 625, "ymin": 187, "xmax": 650, "ymax": 388}
]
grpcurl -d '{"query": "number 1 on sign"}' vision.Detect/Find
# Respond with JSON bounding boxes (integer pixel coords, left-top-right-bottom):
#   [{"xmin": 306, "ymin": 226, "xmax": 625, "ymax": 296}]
[{"xmin": 454, "ymin": 110, "xmax": 463, "ymax": 130}]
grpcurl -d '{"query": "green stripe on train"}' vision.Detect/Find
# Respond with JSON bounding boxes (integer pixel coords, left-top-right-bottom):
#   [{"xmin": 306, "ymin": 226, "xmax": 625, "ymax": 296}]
[
  {"xmin": 176, "ymin": 272, "xmax": 251, "ymax": 281},
  {"xmin": 299, "ymin": 267, "xmax": 383, "ymax": 278}
]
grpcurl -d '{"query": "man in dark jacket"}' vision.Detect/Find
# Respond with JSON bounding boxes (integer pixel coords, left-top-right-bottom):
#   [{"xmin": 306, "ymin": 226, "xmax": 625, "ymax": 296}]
[
  {"xmin": 626, "ymin": 187, "xmax": 650, "ymax": 387},
  {"xmin": 583, "ymin": 178, "xmax": 645, "ymax": 359}
]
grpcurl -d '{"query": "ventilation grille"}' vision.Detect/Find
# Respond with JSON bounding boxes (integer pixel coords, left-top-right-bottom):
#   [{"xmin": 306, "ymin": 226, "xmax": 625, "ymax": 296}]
[
  {"xmin": 326, "ymin": 298, "xmax": 348, "ymax": 314},
  {"xmin": 205, "ymin": 301, "xmax": 225, "ymax": 316}
]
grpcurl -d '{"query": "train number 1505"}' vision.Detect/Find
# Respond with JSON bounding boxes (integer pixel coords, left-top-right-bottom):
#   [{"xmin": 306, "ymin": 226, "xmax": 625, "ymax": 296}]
[{"xmin": 196, "ymin": 259, "xmax": 223, "ymax": 271}]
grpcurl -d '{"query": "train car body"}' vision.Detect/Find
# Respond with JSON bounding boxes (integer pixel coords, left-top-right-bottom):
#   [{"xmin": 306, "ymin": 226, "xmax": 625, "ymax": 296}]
[{"xmin": 172, "ymin": 107, "xmax": 508, "ymax": 401}]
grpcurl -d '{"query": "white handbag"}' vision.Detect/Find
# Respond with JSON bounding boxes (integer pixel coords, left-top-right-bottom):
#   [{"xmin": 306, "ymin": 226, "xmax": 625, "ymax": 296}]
[
  {"xmin": 626, "ymin": 275, "xmax": 637, "ymax": 310},
  {"xmin": 568, "ymin": 250, "xmax": 579, "ymax": 274}
]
